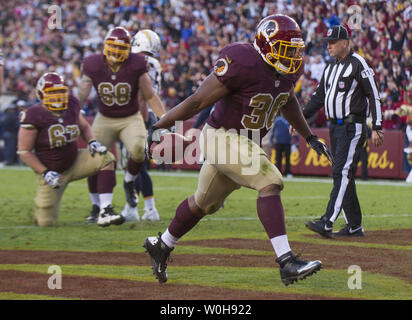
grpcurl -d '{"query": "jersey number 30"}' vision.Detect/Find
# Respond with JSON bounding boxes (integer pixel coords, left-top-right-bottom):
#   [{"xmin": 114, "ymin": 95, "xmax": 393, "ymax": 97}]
[{"xmin": 241, "ymin": 93, "xmax": 289, "ymax": 130}]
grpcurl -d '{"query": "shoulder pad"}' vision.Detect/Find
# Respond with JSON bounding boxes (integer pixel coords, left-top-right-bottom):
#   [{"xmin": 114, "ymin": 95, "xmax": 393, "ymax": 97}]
[
  {"xmin": 69, "ymin": 95, "xmax": 81, "ymax": 113},
  {"xmin": 220, "ymin": 43, "xmax": 258, "ymax": 68},
  {"xmin": 146, "ymin": 56, "xmax": 162, "ymax": 71},
  {"xmin": 128, "ymin": 53, "xmax": 148, "ymax": 72},
  {"xmin": 82, "ymin": 54, "xmax": 105, "ymax": 74}
]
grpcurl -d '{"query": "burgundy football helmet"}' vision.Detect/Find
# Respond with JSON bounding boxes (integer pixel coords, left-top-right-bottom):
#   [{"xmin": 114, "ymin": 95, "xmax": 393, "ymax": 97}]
[
  {"xmin": 103, "ymin": 26, "xmax": 131, "ymax": 63},
  {"xmin": 36, "ymin": 72, "xmax": 68, "ymax": 111},
  {"xmin": 254, "ymin": 14, "xmax": 305, "ymax": 74}
]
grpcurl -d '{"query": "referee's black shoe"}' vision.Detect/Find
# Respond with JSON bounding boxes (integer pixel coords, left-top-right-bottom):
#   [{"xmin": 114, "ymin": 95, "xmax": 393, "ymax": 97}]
[
  {"xmin": 333, "ymin": 225, "xmax": 364, "ymax": 237},
  {"xmin": 305, "ymin": 217, "xmax": 333, "ymax": 238},
  {"xmin": 276, "ymin": 252, "xmax": 322, "ymax": 286}
]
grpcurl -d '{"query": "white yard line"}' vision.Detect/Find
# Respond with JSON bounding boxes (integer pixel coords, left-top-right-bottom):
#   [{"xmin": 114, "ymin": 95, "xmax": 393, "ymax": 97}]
[{"xmin": 2, "ymin": 165, "xmax": 411, "ymax": 186}]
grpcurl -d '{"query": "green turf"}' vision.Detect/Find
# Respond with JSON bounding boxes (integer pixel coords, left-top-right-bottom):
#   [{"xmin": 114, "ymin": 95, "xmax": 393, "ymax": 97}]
[{"xmin": 0, "ymin": 166, "xmax": 411, "ymax": 300}]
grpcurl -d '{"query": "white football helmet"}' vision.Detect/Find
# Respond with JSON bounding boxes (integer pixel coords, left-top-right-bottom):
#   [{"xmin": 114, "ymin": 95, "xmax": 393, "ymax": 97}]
[{"xmin": 131, "ymin": 29, "xmax": 161, "ymax": 55}]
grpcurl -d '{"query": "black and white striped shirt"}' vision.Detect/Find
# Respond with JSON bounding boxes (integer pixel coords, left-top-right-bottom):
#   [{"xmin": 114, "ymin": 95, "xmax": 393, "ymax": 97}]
[{"xmin": 303, "ymin": 50, "xmax": 382, "ymax": 130}]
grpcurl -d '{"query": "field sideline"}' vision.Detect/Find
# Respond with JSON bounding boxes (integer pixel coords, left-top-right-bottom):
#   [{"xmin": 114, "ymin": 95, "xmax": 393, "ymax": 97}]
[{"xmin": 0, "ymin": 166, "xmax": 411, "ymax": 301}]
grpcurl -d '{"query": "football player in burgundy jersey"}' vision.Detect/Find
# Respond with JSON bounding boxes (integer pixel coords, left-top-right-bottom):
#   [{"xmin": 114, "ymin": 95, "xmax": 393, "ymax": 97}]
[
  {"xmin": 143, "ymin": 15, "xmax": 333, "ymax": 286},
  {"xmin": 119, "ymin": 29, "xmax": 163, "ymax": 222},
  {"xmin": 77, "ymin": 27, "xmax": 167, "ymax": 223},
  {"xmin": 17, "ymin": 72, "xmax": 123, "ymax": 227}
]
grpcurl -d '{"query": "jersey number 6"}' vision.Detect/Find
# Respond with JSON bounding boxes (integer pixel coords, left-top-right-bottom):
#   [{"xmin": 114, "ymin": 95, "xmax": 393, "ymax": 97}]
[
  {"xmin": 98, "ymin": 82, "xmax": 132, "ymax": 107},
  {"xmin": 48, "ymin": 124, "xmax": 80, "ymax": 149}
]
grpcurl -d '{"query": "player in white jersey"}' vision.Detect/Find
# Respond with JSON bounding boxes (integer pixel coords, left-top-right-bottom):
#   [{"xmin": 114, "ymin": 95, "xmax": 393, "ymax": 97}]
[{"xmin": 121, "ymin": 29, "xmax": 163, "ymax": 221}]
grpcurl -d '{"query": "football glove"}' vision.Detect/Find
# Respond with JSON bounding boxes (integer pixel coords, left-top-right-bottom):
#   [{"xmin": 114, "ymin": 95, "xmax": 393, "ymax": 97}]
[
  {"xmin": 306, "ymin": 135, "xmax": 334, "ymax": 165},
  {"xmin": 146, "ymin": 126, "xmax": 172, "ymax": 159},
  {"xmin": 42, "ymin": 170, "xmax": 61, "ymax": 189},
  {"xmin": 88, "ymin": 140, "xmax": 107, "ymax": 157}
]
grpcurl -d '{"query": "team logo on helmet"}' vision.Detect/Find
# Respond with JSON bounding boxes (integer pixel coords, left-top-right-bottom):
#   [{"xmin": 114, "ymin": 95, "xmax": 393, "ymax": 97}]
[
  {"xmin": 253, "ymin": 14, "xmax": 305, "ymax": 74},
  {"xmin": 36, "ymin": 72, "xmax": 68, "ymax": 112},
  {"xmin": 214, "ymin": 58, "xmax": 229, "ymax": 76},
  {"xmin": 258, "ymin": 20, "xmax": 279, "ymax": 40}
]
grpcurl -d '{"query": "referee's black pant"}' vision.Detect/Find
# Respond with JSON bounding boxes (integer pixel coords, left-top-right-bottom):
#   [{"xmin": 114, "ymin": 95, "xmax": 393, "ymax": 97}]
[{"xmin": 322, "ymin": 121, "xmax": 367, "ymax": 227}]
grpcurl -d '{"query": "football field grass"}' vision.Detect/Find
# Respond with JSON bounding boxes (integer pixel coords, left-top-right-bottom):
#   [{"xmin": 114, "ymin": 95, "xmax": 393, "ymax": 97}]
[{"xmin": 0, "ymin": 166, "xmax": 411, "ymax": 301}]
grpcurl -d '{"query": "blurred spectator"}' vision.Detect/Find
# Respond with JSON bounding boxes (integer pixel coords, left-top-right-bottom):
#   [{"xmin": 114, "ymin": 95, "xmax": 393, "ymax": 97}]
[
  {"xmin": 382, "ymin": 96, "xmax": 403, "ymax": 129},
  {"xmin": 309, "ymin": 54, "xmax": 326, "ymax": 82}
]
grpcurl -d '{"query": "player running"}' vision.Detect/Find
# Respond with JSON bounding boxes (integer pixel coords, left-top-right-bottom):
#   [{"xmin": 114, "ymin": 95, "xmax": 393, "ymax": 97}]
[{"xmin": 143, "ymin": 15, "xmax": 332, "ymax": 286}]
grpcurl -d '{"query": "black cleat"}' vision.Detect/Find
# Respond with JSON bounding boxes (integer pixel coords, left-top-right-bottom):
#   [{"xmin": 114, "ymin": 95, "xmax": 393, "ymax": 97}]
[
  {"xmin": 333, "ymin": 225, "xmax": 364, "ymax": 237},
  {"xmin": 305, "ymin": 218, "xmax": 333, "ymax": 238},
  {"xmin": 86, "ymin": 204, "xmax": 100, "ymax": 223},
  {"xmin": 143, "ymin": 232, "xmax": 173, "ymax": 283},
  {"xmin": 97, "ymin": 205, "xmax": 125, "ymax": 227},
  {"xmin": 276, "ymin": 251, "xmax": 322, "ymax": 286},
  {"xmin": 123, "ymin": 180, "xmax": 137, "ymax": 208}
]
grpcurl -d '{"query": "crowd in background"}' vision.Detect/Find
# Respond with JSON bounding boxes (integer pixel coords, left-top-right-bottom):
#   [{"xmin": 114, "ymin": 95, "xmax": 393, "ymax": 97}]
[{"xmin": 0, "ymin": 0, "xmax": 411, "ymax": 165}]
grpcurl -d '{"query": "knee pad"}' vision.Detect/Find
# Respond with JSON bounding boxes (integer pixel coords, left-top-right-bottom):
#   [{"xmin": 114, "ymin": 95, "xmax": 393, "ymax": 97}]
[
  {"xmin": 129, "ymin": 139, "xmax": 146, "ymax": 163},
  {"xmin": 35, "ymin": 218, "xmax": 56, "ymax": 227},
  {"xmin": 34, "ymin": 210, "xmax": 57, "ymax": 227},
  {"xmin": 34, "ymin": 200, "xmax": 58, "ymax": 227},
  {"xmin": 102, "ymin": 151, "xmax": 116, "ymax": 166}
]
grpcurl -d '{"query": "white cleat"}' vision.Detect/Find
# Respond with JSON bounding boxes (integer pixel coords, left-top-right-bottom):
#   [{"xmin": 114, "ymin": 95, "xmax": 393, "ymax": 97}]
[
  {"xmin": 121, "ymin": 203, "xmax": 140, "ymax": 222},
  {"xmin": 97, "ymin": 205, "xmax": 125, "ymax": 227},
  {"xmin": 141, "ymin": 207, "xmax": 160, "ymax": 221}
]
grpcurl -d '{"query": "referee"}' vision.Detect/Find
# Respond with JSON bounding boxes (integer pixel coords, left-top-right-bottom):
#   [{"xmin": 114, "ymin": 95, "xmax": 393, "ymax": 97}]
[{"xmin": 303, "ymin": 25, "xmax": 384, "ymax": 238}]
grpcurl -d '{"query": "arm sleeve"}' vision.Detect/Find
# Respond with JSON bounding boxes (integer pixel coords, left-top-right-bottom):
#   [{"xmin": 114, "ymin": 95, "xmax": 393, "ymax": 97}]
[
  {"xmin": 357, "ymin": 63, "xmax": 382, "ymax": 130},
  {"xmin": 19, "ymin": 108, "xmax": 38, "ymax": 130},
  {"xmin": 302, "ymin": 70, "xmax": 326, "ymax": 119}
]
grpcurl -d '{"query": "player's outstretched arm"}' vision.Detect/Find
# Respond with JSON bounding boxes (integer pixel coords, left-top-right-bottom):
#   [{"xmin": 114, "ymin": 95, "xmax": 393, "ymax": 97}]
[
  {"xmin": 78, "ymin": 113, "xmax": 96, "ymax": 143},
  {"xmin": 139, "ymin": 73, "xmax": 167, "ymax": 119},
  {"xmin": 154, "ymin": 73, "xmax": 230, "ymax": 129}
]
